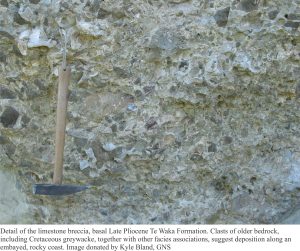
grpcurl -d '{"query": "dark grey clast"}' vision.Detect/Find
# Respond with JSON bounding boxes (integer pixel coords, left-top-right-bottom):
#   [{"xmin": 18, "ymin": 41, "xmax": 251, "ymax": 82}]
[{"xmin": 33, "ymin": 184, "xmax": 90, "ymax": 195}]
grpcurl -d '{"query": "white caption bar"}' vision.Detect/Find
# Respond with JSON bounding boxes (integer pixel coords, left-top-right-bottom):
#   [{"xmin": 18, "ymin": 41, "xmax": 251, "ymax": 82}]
[{"xmin": 0, "ymin": 225, "xmax": 299, "ymax": 251}]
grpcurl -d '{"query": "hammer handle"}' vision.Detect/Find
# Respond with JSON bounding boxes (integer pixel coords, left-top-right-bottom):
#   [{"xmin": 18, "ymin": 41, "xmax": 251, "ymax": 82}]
[{"xmin": 53, "ymin": 66, "xmax": 71, "ymax": 184}]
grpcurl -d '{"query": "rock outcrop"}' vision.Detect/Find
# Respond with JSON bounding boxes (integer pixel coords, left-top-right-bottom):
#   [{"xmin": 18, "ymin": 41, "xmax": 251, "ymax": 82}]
[{"xmin": 0, "ymin": 0, "xmax": 299, "ymax": 224}]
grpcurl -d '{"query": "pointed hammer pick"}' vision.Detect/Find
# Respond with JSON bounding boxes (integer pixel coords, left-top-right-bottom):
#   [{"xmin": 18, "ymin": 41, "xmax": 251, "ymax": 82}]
[{"xmin": 33, "ymin": 64, "xmax": 89, "ymax": 196}]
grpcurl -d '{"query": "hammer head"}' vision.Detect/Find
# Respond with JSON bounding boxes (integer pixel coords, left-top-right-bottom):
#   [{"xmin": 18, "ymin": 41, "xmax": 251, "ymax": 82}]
[{"xmin": 33, "ymin": 184, "xmax": 90, "ymax": 196}]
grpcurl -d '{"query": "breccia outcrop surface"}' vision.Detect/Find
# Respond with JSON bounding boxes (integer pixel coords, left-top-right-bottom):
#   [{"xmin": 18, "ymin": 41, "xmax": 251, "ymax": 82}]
[{"xmin": 0, "ymin": 0, "xmax": 300, "ymax": 224}]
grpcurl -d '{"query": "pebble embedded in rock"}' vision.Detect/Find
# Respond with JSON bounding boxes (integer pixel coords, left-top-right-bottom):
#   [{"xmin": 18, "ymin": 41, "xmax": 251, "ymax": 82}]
[
  {"xmin": 102, "ymin": 143, "xmax": 117, "ymax": 152},
  {"xmin": 268, "ymin": 10, "xmax": 279, "ymax": 20},
  {"xmin": 14, "ymin": 13, "xmax": 29, "ymax": 25},
  {"xmin": 4, "ymin": 143, "xmax": 16, "ymax": 157},
  {"xmin": 80, "ymin": 160, "xmax": 90, "ymax": 170},
  {"xmin": 27, "ymin": 28, "xmax": 54, "ymax": 48},
  {"xmin": 0, "ymin": 0, "xmax": 8, "ymax": 7},
  {"xmin": 0, "ymin": 52, "xmax": 6, "ymax": 62},
  {"xmin": 21, "ymin": 115, "xmax": 30, "ymax": 128},
  {"xmin": 143, "ymin": 86, "xmax": 155, "ymax": 95},
  {"xmin": 74, "ymin": 137, "xmax": 88, "ymax": 150},
  {"xmin": 134, "ymin": 90, "xmax": 144, "ymax": 101},
  {"xmin": 0, "ymin": 134, "xmax": 16, "ymax": 157},
  {"xmin": 91, "ymin": 140, "xmax": 113, "ymax": 162},
  {"xmin": 100, "ymin": 208, "xmax": 108, "ymax": 216},
  {"xmin": 223, "ymin": 136, "xmax": 233, "ymax": 145},
  {"xmin": 18, "ymin": 6, "xmax": 35, "ymax": 23},
  {"xmin": 0, "ymin": 135, "xmax": 9, "ymax": 144},
  {"xmin": 286, "ymin": 13, "xmax": 300, "ymax": 20},
  {"xmin": 284, "ymin": 22, "xmax": 300, "ymax": 29},
  {"xmin": 239, "ymin": 0, "xmax": 259, "ymax": 12},
  {"xmin": 127, "ymin": 103, "xmax": 138, "ymax": 112},
  {"xmin": 0, "ymin": 86, "xmax": 16, "ymax": 99},
  {"xmin": 76, "ymin": 19, "xmax": 108, "ymax": 37},
  {"xmin": 113, "ymin": 67, "xmax": 131, "ymax": 79},
  {"xmin": 34, "ymin": 79, "xmax": 46, "ymax": 91},
  {"xmin": 148, "ymin": 28, "xmax": 183, "ymax": 51},
  {"xmin": 208, "ymin": 143, "xmax": 217, "ymax": 153},
  {"xmin": 145, "ymin": 117, "xmax": 157, "ymax": 130},
  {"xmin": 97, "ymin": 8, "xmax": 110, "ymax": 19},
  {"xmin": 214, "ymin": 7, "xmax": 230, "ymax": 27},
  {"xmin": 0, "ymin": 107, "xmax": 19, "ymax": 128},
  {"xmin": 111, "ymin": 124, "xmax": 117, "ymax": 132},
  {"xmin": 86, "ymin": 147, "xmax": 96, "ymax": 160}
]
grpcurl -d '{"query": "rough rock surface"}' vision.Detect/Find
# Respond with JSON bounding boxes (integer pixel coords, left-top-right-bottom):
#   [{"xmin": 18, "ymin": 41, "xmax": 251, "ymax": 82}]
[{"xmin": 0, "ymin": 0, "xmax": 300, "ymax": 224}]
